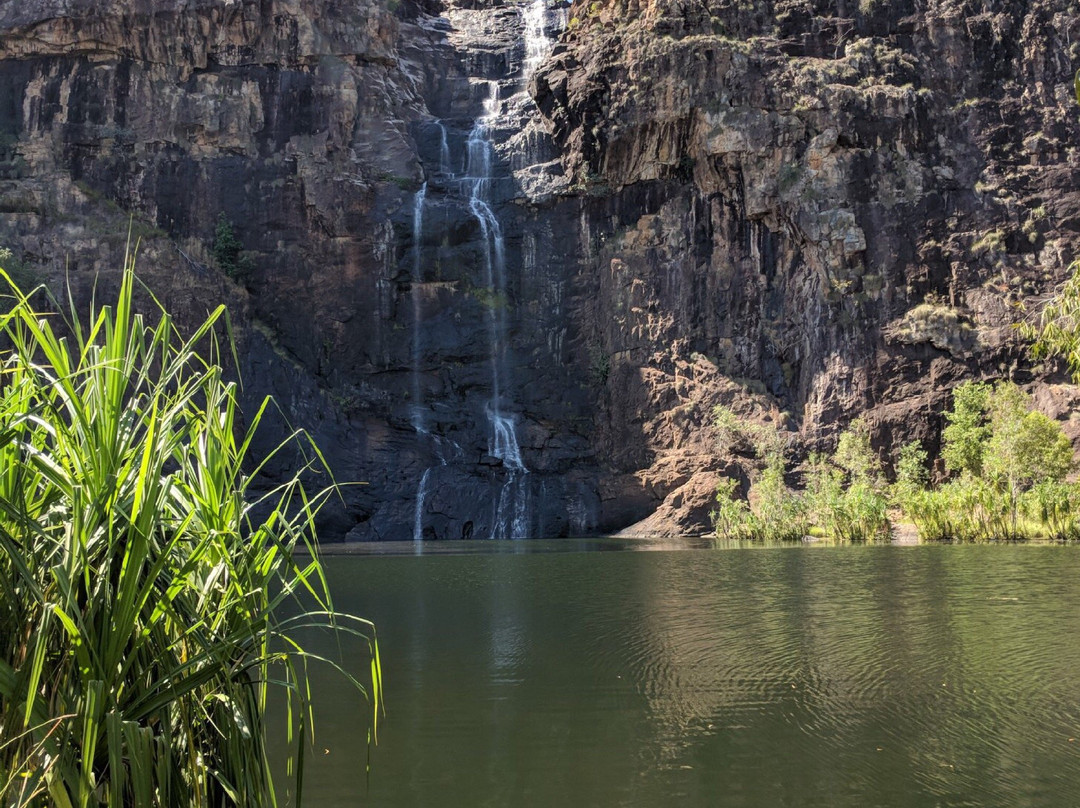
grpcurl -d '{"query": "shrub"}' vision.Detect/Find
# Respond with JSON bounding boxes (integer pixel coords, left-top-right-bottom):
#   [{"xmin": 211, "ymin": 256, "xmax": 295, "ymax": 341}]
[
  {"xmin": 711, "ymin": 477, "xmax": 752, "ymax": 539},
  {"xmin": 892, "ymin": 439, "xmax": 929, "ymax": 504},
  {"xmin": 212, "ymin": 214, "xmax": 255, "ymax": 282},
  {"xmin": 804, "ymin": 451, "xmax": 889, "ymax": 543},
  {"xmin": 985, "ymin": 384, "xmax": 1073, "ymax": 493},
  {"xmin": 712, "ymin": 427, "xmax": 805, "ymax": 542},
  {"xmin": 712, "ymin": 405, "xmax": 744, "ymax": 455},
  {"xmin": 746, "ymin": 452, "xmax": 807, "ymax": 541},
  {"xmin": 941, "ymin": 381, "xmax": 991, "ymax": 477},
  {"xmin": 712, "ymin": 406, "xmax": 786, "ymax": 458},
  {"xmin": 903, "ymin": 476, "xmax": 1005, "ymax": 542},
  {"xmin": 834, "ymin": 417, "xmax": 882, "ymax": 485},
  {"xmin": 0, "ymin": 255, "xmax": 380, "ymax": 806},
  {"xmin": 1021, "ymin": 481, "xmax": 1080, "ymax": 540},
  {"xmin": 712, "ymin": 458, "xmax": 806, "ymax": 543}
]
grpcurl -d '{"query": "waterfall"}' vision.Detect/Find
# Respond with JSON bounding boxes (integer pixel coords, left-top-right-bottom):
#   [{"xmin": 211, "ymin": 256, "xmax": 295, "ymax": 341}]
[
  {"xmin": 411, "ymin": 182, "xmax": 427, "ymax": 432},
  {"xmin": 413, "ymin": 466, "xmax": 432, "ymax": 548},
  {"xmin": 411, "ymin": 182, "xmax": 432, "ymax": 550},
  {"xmin": 437, "ymin": 121, "xmax": 452, "ymax": 176},
  {"xmin": 522, "ymin": 0, "xmax": 554, "ymax": 80},
  {"xmin": 413, "ymin": 182, "xmax": 427, "ymax": 281},
  {"xmin": 409, "ymin": 2, "xmax": 572, "ymax": 543},
  {"xmin": 465, "ymin": 80, "xmax": 530, "ymax": 539},
  {"xmin": 413, "ymin": 437, "xmax": 461, "ymax": 548}
]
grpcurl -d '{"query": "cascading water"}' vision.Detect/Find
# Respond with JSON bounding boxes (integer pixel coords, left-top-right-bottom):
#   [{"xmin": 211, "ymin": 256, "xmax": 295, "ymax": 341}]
[
  {"xmin": 437, "ymin": 121, "xmax": 452, "ymax": 176},
  {"xmin": 411, "ymin": 1, "xmax": 568, "ymax": 542},
  {"xmin": 411, "ymin": 181, "xmax": 427, "ymax": 431},
  {"xmin": 413, "ymin": 467, "xmax": 431, "ymax": 548},
  {"xmin": 465, "ymin": 80, "xmax": 531, "ymax": 539},
  {"xmin": 411, "ymin": 181, "xmax": 436, "ymax": 549},
  {"xmin": 523, "ymin": 0, "xmax": 556, "ymax": 79}
]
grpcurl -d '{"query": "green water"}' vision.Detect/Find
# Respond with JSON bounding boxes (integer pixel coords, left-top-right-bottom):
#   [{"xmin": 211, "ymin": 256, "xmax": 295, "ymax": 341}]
[{"xmin": 285, "ymin": 542, "xmax": 1080, "ymax": 807}]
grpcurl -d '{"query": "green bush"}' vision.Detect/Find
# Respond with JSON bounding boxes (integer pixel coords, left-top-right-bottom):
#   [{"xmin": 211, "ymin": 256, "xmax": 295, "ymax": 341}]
[
  {"xmin": 712, "ymin": 405, "xmax": 745, "ymax": 455},
  {"xmin": 903, "ymin": 476, "xmax": 1006, "ymax": 542},
  {"xmin": 833, "ymin": 417, "xmax": 882, "ymax": 485},
  {"xmin": 711, "ymin": 477, "xmax": 752, "ymax": 539},
  {"xmin": 712, "ymin": 405, "xmax": 786, "ymax": 458},
  {"xmin": 891, "ymin": 439, "xmax": 929, "ymax": 506},
  {"xmin": 804, "ymin": 451, "xmax": 889, "ymax": 543},
  {"xmin": 743, "ymin": 452, "xmax": 807, "ymax": 542},
  {"xmin": 0, "ymin": 255, "xmax": 380, "ymax": 806},
  {"xmin": 212, "ymin": 214, "xmax": 255, "ymax": 282},
  {"xmin": 984, "ymin": 383, "xmax": 1073, "ymax": 532},
  {"xmin": 900, "ymin": 382, "xmax": 1074, "ymax": 541},
  {"xmin": 1021, "ymin": 480, "xmax": 1080, "ymax": 540},
  {"xmin": 713, "ymin": 383, "xmax": 1075, "ymax": 545},
  {"xmin": 712, "ymin": 425, "xmax": 805, "ymax": 542},
  {"xmin": 711, "ymin": 456, "xmax": 806, "ymax": 543},
  {"xmin": 941, "ymin": 381, "xmax": 990, "ymax": 478}
]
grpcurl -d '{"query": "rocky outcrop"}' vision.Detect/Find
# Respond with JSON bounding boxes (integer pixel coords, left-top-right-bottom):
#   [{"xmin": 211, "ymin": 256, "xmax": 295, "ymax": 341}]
[
  {"xmin": 0, "ymin": 0, "xmax": 1078, "ymax": 539},
  {"xmin": 534, "ymin": 0, "xmax": 1080, "ymax": 532},
  {"xmin": 0, "ymin": 0, "xmax": 609, "ymax": 541}
]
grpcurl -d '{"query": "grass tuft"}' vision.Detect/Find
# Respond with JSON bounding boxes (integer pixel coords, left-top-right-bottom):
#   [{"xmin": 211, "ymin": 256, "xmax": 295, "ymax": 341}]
[{"xmin": 0, "ymin": 248, "xmax": 379, "ymax": 806}]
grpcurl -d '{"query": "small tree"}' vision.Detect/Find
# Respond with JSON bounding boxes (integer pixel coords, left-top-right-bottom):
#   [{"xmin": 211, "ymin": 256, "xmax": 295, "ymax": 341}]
[
  {"xmin": 892, "ymin": 440, "xmax": 929, "ymax": 513},
  {"xmin": 804, "ymin": 421, "xmax": 890, "ymax": 542},
  {"xmin": 712, "ymin": 405, "xmax": 745, "ymax": 455},
  {"xmin": 712, "ymin": 477, "xmax": 751, "ymax": 539},
  {"xmin": 834, "ymin": 417, "xmax": 882, "ymax": 486},
  {"xmin": 712, "ymin": 417, "xmax": 803, "ymax": 542},
  {"xmin": 747, "ymin": 450, "xmax": 806, "ymax": 541},
  {"xmin": 212, "ymin": 213, "xmax": 254, "ymax": 281},
  {"xmin": 984, "ymin": 383, "xmax": 1073, "ymax": 532},
  {"xmin": 894, "ymin": 440, "xmax": 929, "ymax": 493},
  {"xmin": 941, "ymin": 381, "xmax": 991, "ymax": 477}
]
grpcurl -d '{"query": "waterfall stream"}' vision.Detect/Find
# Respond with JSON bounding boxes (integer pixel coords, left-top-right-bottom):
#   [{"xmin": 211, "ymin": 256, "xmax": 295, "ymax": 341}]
[
  {"xmin": 465, "ymin": 81, "xmax": 530, "ymax": 539},
  {"xmin": 523, "ymin": 0, "xmax": 555, "ymax": 79},
  {"xmin": 413, "ymin": 467, "xmax": 432, "ymax": 548},
  {"xmin": 437, "ymin": 121, "xmax": 452, "ymax": 176},
  {"xmin": 411, "ymin": 181, "xmax": 427, "ymax": 432},
  {"xmin": 411, "ymin": 0, "xmax": 564, "ymax": 542}
]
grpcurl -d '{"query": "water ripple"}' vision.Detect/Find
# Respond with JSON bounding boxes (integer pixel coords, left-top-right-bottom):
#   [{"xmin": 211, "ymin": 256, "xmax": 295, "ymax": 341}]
[{"xmin": 285, "ymin": 545, "xmax": 1080, "ymax": 808}]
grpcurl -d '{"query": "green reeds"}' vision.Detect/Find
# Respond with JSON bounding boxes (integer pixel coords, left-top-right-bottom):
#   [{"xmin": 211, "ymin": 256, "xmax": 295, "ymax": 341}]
[{"xmin": 0, "ymin": 252, "xmax": 380, "ymax": 807}]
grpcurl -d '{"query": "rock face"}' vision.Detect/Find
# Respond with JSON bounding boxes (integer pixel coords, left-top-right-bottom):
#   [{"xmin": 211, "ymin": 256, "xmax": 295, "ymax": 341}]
[
  {"xmin": 534, "ymin": 0, "xmax": 1080, "ymax": 531},
  {"xmin": 0, "ymin": 0, "xmax": 1078, "ymax": 539}
]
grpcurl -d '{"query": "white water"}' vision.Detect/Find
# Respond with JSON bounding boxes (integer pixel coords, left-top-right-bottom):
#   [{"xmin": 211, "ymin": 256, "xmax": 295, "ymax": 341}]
[
  {"xmin": 411, "ymin": 4, "xmax": 569, "ymax": 542},
  {"xmin": 465, "ymin": 81, "xmax": 531, "ymax": 539},
  {"xmin": 411, "ymin": 182, "xmax": 431, "ymax": 549},
  {"xmin": 412, "ymin": 436, "xmax": 463, "ymax": 549},
  {"xmin": 436, "ymin": 121, "xmax": 452, "ymax": 176},
  {"xmin": 523, "ymin": 0, "xmax": 554, "ymax": 80},
  {"xmin": 410, "ymin": 182, "xmax": 427, "ymax": 431},
  {"xmin": 413, "ymin": 466, "xmax": 432, "ymax": 548}
]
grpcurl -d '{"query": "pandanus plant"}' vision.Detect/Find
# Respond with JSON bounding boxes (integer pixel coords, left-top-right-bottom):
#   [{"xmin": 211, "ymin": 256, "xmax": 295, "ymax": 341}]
[{"xmin": 0, "ymin": 250, "xmax": 380, "ymax": 807}]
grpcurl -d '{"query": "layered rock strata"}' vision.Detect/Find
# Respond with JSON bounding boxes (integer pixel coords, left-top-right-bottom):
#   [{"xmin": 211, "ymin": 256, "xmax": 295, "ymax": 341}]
[{"xmin": 0, "ymin": 0, "xmax": 1078, "ymax": 538}]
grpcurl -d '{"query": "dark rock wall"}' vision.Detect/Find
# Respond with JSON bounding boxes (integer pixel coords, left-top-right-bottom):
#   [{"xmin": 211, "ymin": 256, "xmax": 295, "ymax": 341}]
[
  {"xmin": 0, "ymin": 0, "xmax": 1078, "ymax": 538},
  {"xmin": 536, "ymin": 0, "xmax": 1080, "ymax": 531}
]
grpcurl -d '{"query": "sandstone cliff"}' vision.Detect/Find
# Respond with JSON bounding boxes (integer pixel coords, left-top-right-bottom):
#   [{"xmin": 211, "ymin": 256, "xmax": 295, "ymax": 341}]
[
  {"xmin": 534, "ymin": 0, "xmax": 1080, "ymax": 532},
  {"xmin": 0, "ymin": 0, "xmax": 1077, "ymax": 539}
]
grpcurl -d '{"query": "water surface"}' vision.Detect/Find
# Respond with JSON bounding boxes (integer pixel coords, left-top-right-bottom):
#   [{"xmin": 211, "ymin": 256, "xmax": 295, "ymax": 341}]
[{"xmin": 284, "ymin": 543, "xmax": 1080, "ymax": 807}]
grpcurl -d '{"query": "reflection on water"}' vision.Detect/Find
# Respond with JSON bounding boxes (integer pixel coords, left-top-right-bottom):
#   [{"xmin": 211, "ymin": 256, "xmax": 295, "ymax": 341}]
[{"xmin": 279, "ymin": 545, "xmax": 1080, "ymax": 807}]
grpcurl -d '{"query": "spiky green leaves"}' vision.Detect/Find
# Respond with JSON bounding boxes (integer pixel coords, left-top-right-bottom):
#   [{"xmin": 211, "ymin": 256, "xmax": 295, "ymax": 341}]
[{"xmin": 0, "ymin": 253, "xmax": 379, "ymax": 807}]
